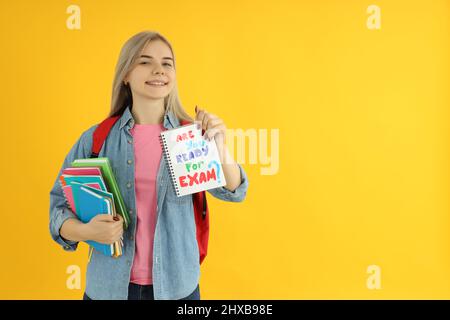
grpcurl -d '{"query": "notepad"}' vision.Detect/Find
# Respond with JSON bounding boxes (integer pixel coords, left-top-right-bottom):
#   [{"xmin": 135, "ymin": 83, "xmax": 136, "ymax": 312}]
[
  {"xmin": 71, "ymin": 182, "xmax": 123, "ymax": 258},
  {"xmin": 61, "ymin": 182, "xmax": 101, "ymax": 214},
  {"xmin": 71, "ymin": 183, "xmax": 116, "ymax": 257},
  {"xmin": 159, "ymin": 122, "xmax": 226, "ymax": 197}
]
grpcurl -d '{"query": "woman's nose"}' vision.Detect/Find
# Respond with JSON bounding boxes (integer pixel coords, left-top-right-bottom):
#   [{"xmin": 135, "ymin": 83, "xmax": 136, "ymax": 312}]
[{"xmin": 153, "ymin": 65, "xmax": 164, "ymax": 75}]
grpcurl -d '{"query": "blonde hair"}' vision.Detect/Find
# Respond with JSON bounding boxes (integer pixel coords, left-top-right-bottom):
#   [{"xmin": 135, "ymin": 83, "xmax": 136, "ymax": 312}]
[{"xmin": 109, "ymin": 31, "xmax": 193, "ymax": 122}]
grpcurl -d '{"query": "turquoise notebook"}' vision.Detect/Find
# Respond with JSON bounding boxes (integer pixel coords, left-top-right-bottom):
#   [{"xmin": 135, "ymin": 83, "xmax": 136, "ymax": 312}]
[
  {"xmin": 63, "ymin": 175, "xmax": 107, "ymax": 192},
  {"xmin": 71, "ymin": 183, "xmax": 114, "ymax": 256}
]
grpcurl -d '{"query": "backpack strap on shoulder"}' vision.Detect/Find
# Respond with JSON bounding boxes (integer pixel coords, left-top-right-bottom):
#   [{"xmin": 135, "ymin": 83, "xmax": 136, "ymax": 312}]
[{"xmin": 91, "ymin": 116, "xmax": 120, "ymax": 158}]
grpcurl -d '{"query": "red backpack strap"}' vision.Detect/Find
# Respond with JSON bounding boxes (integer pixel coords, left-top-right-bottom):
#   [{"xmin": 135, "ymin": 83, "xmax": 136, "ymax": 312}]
[
  {"xmin": 193, "ymin": 189, "xmax": 209, "ymax": 264},
  {"xmin": 91, "ymin": 116, "xmax": 121, "ymax": 158}
]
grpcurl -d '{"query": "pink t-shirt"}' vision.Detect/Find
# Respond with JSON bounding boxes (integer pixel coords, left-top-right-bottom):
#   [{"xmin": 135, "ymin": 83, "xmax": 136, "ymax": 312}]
[{"xmin": 129, "ymin": 122, "xmax": 165, "ymax": 285}]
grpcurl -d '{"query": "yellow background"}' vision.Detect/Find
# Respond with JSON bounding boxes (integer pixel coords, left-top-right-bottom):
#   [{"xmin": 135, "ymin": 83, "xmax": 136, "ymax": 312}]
[{"xmin": 0, "ymin": 0, "xmax": 448, "ymax": 299}]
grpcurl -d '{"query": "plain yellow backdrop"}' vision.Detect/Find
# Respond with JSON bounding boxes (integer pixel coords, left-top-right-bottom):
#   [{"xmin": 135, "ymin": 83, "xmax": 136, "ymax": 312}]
[{"xmin": 0, "ymin": 0, "xmax": 448, "ymax": 299}]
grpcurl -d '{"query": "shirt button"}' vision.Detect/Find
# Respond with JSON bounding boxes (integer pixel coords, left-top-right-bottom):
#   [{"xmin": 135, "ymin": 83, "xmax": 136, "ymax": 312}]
[
  {"xmin": 127, "ymin": 182, "xmax": 132, "ymax": 188},
  {"xmin": 127, "ymin": 159, "xmax": 132, "ymax": 164},
  {"xmin": 129, "ymin": 209, "xmax": 132, "ymax": 214},
  {"xmin": 155, "ymin": 257, "xmax": 158, "ymax": 264},
  {"xmin": 127, "ymin": 140, "xmax": 132, "ymax": 144},
  {"xmin": 130, "ymin": 235, "xmax": 134, "ymax": 240}
]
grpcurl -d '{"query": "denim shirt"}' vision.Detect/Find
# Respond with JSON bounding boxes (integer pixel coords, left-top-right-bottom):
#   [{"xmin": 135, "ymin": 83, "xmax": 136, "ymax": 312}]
[{"xmin": 49, "ymin": 105, "xmax": 249, "ymax": 300}]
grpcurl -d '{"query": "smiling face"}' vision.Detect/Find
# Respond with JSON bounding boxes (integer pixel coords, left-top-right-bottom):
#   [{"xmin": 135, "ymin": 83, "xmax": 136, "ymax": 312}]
[{"xmin": 124, "ymin": 39, "xmax": 176, "ymax": 101}]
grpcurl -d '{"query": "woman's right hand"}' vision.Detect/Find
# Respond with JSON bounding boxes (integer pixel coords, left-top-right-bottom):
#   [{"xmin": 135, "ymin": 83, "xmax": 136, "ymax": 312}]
[{"xmin": 84, "ymin": 214, "xmax": 124, "ymax": 245}]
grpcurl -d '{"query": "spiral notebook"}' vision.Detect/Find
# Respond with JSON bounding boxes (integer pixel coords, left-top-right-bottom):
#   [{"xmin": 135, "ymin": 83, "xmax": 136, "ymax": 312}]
[{"xmin": 159, "ymin": 122, "xmax": 226, "ymax": 197}]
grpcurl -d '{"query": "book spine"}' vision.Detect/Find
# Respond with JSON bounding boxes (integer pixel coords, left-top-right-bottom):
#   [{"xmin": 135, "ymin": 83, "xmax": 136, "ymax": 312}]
[
  {"xmin": 58, "ymin": 176, "xmax": 73, "ymax": 211},
  {"xmin": 159, "ymin": 133, "xmax": 181, "ymax": 197}
]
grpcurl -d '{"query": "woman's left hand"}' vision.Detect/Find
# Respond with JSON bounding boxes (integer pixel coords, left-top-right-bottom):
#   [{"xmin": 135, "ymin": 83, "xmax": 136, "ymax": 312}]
[
  {"xmin": 195, "ymin": 105, "xmax": 227, "ymax": 149},
  {"xmin": 194, "ymin": 105, "xmax": 243, "ymax": 191}
]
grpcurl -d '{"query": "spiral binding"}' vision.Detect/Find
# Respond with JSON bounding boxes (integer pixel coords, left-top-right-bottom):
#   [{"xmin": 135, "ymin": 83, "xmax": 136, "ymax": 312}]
[{"xmin": 159, "ymin": 133, "xmax": 181, "ymax": 197}]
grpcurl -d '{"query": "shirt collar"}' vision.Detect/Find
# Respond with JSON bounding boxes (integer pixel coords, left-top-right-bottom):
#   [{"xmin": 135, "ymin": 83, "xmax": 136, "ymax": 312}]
[{"xmin": 119, "ymin": 104, "xmax": 179, "ymax": 130}]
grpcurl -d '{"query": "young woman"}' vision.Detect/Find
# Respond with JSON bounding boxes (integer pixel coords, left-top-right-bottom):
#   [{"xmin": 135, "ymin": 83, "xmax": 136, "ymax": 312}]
[{"xmin": 49, "ymin": 31, "xmax": 249, "ymax": 300}]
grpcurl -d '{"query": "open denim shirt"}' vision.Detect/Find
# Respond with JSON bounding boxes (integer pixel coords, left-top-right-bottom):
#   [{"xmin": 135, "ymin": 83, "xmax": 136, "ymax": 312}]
[{"xmin": 49, "ymin": 105, "xmax": 249, "ymax": 300}]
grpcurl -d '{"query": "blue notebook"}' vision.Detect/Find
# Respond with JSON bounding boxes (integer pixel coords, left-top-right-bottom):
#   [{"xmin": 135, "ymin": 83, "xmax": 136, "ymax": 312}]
[
  {"xmin": 63, "ymin": 175, "xmax": 107, "ymax": 192},
  {"xmin": 71, "ymin": 183, "xmax": 114, "ymax": 256}
]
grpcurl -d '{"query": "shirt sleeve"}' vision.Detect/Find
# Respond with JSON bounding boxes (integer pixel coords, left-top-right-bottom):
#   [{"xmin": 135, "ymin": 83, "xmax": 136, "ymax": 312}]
[
  {"xmin": 206, "ymin": 163, "xmax": 249, "ymax": 202},
  {"xmin": 49, "ymin": 125, "xmax": 97, "ymax": 252}
]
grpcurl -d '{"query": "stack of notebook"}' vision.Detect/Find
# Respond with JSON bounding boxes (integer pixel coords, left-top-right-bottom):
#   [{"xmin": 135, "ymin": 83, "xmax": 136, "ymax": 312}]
[{"xmin": 59, "ymin": 157, "xmax": 130, "ymax": 258}]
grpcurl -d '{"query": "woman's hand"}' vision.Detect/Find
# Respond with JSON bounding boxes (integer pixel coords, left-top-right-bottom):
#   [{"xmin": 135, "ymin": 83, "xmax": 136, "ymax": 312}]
[
  {"xmin": 84, "ymin": 214, "xmax": 124, "ymax": 245},
  {"xmin": 194, "ymin": 105, "xmax": 242, "ymax": 191},
  {"xmin": 195, "ymin": 105, "xmax": 227, "ymax": 152}
]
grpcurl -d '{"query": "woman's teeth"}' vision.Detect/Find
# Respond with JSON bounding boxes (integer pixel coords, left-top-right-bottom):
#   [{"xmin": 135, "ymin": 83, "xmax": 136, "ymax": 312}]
[{"xmin": 146, "ymin": 81, "xmax": 166, "ymax": 86}]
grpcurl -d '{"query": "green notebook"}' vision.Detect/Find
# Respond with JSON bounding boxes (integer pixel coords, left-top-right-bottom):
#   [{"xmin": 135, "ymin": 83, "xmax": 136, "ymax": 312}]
[{"xmin": 71, "ymin": 157, "xmax": 130, "ymax": 229}]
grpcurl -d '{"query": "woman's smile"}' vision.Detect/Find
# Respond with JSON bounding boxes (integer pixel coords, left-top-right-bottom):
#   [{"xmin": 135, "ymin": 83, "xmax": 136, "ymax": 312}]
[{"xmin": 145, "ymin": 80, "xmax": 168, "ymax": 87}]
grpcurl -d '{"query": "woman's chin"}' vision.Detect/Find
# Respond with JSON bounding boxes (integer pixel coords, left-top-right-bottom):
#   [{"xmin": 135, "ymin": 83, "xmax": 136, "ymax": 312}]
[{"xmin": 141, "ymin": 92, "xmax": 169, "ymax": 100}]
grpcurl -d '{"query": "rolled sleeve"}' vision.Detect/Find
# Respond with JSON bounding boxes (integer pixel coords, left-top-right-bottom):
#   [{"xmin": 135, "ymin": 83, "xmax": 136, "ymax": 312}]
[
  {"xmin": 50, "ymin": 206, "xmax": 79, "ymax": 251},
  {"xmin": 207, "ymin": 163, "xmax": 249, "ymax": 202}
]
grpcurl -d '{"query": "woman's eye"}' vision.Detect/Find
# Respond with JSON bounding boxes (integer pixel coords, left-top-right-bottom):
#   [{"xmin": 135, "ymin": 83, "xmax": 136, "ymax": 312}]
[{"xmin": 139, "ymin": 61, "xmax": 171, "ymax": 67}]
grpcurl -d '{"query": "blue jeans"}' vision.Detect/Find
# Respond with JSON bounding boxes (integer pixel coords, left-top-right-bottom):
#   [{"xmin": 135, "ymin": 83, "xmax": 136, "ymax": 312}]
[{"xmin": 83, "ymin": 282, "xmax": 200, "ymax": 300}]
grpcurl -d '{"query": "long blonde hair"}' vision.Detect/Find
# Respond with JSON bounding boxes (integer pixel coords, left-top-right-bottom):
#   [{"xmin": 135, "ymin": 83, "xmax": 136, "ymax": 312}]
[{"xmin": 109, "ymin": 31, "xmax": 193, "ymax": 122}]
